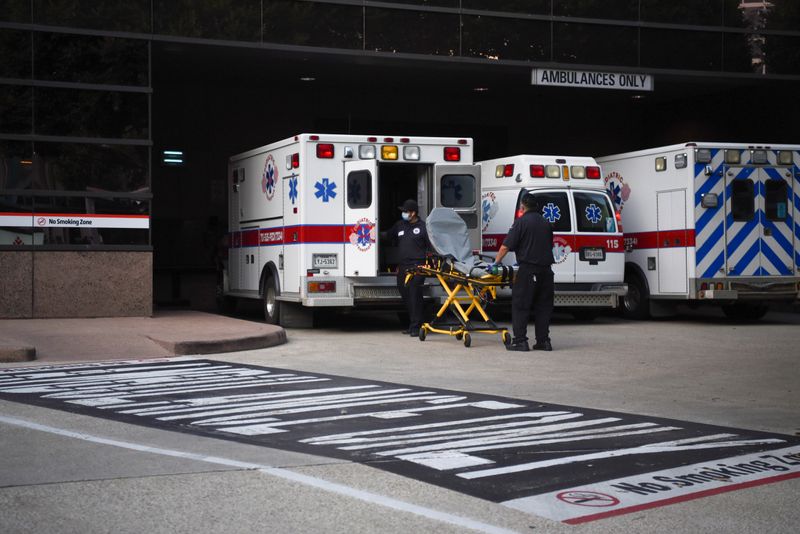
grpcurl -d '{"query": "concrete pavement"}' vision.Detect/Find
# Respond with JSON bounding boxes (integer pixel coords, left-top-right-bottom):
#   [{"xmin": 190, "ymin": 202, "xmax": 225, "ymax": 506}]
[{"xmin": 0, "ymin": 310, "xmax": 286, "ymax": 362}]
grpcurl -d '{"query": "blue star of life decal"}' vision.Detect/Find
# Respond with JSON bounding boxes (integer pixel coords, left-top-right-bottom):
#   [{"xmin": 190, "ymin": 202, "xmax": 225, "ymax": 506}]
[
  {"xmin": 585, "ymin": 203, "xmax": 602, "ymax": 224},
  {"xmin": 289, "ymin": 176, "xmax": 298, "ymax": 205},
  {"xmin": 314, "ymin": 178, "xmax": 337, "ymax": 202},
  {"xmin": 542, "ymin": 202, "xmax": 561, "ymax": 223},
  {"xmin": 607, "ymin": 183, "xmax": 622, "ymax": 210},
  {"xmin": 355, "ymin": 223, "xmax": 372, "ymax": 247}
]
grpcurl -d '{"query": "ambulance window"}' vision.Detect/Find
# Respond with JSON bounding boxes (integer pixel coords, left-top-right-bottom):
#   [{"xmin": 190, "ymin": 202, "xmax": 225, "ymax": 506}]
[
  {"xmin": 765, "ymin": 180, "xmax": 788, "ymax": 221},
  {"xmin": 529, "ymin": 191, "xmax": 571, "ymax": 232},
  {"xmin": 574, "ymin": 192, "xmax": 616, "ymax": 233},
  {"xmin": 440, "ymin": 174, "xmax": 476, "ymax": 208},
  {"xmin": 347, "ymin": 170, "xmax": 372, "ymax": 209},
  {"xmin": 731, "ymin": 179, "xmax": 755, "ymax": 221}
]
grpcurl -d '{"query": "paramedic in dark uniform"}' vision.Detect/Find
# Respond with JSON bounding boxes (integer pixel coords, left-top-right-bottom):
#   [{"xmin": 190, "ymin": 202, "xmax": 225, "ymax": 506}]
[
  {"xmin": 493, "ymin": 193, "xmax": 555, "ymax": 351},
  {"xmin": 385, "ymin": 199, "xmax": 429, "ymax": 336}
]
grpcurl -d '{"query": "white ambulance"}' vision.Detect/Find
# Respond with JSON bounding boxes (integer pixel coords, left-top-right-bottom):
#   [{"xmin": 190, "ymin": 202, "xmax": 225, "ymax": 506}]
[
  {"xmin": 222, "ymin": 133, "xmax": 481, "ymax": 326},
  {"xmin": 598, "ymin": 142, "xmax": 800, "ymax": 320},
  {"xmin": 479, "ymin": 155, "xmax": 627, "ymax": 318}
]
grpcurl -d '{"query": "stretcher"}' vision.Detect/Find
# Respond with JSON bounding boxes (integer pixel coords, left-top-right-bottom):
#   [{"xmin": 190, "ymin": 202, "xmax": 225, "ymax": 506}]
[{"xmin": 406, "ymin": 208, "xmax": 514, "ymax": 348}]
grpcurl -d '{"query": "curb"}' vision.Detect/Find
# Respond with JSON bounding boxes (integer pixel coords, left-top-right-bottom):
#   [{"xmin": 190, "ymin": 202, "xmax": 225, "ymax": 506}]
[
  {"xmin": 147, "ymin": 329, "xmax": 288, "ymax": 356},
  {"xmin": 0, "ymin": 346, "xmax": 37, "ymax": 363}
]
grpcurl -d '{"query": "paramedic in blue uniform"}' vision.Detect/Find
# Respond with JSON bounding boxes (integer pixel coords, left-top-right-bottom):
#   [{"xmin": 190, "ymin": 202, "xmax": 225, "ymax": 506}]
[
  {"xmin": 385, "ymin": 199, "xmax": 430, "ymax": 336},
  {"xmin": 494, "ymin": 193, "xmax": 555, "ymax": 351}
]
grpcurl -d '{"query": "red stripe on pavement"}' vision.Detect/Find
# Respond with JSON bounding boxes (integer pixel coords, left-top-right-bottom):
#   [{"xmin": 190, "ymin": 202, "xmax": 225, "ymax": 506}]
[{"xmin": 563, "ymin": 471, "xmax": 800, "ymax": 525}]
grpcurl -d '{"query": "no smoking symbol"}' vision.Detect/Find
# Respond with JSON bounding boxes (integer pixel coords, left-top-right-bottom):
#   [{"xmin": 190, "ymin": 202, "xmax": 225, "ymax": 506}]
[
  {"xmin": 556, "ymin": 490, "xmax": 620, "ymax": 507},
  {"xmin": 37, "ymin": 217, "xmax": 46, "ymax": 226}
]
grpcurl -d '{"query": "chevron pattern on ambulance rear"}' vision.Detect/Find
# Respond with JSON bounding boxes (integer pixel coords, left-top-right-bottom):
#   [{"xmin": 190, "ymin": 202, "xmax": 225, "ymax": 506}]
[{"xmin": 694, "ymin": 149, "xmax": 726, "ymax": 278}]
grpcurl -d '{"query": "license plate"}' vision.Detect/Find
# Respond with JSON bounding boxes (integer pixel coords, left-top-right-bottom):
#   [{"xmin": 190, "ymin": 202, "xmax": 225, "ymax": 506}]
[
  {"xmin": 312, "ymin": 253, "xmax": 338, "ymax": 269},
  {"xmin": 583, "ymin": 248, "xmax": 605, "ymax": 260}
]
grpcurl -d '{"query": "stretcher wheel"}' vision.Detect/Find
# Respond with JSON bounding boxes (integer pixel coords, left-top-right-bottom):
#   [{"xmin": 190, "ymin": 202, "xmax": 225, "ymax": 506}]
[
  {"xmin": 418, "ymin": 328, "xmax": 426, "ymax": 341},
  {"xmin": 463, "ymin": 333, "xmax": 471, "ymax": 348},
  {"xmin": 455, "ymin": 332, "xmax": 463, "ymax": 341},
  {"xmin": 502, "ymin": 331, "xmax": 511, "ymax": 346}
]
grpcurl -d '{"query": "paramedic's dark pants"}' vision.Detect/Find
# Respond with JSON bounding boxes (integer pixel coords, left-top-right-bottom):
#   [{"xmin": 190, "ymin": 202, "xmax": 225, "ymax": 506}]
[
  {"xmin": 398, "ymin": 264, "xmax": 425, "ymax": 328},
  {"xmin": 511, "ymin": 263, "xmax": 554, "ymax": 344}
]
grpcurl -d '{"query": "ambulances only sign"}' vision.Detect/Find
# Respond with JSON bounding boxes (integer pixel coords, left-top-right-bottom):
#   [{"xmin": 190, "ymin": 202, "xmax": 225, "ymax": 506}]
[{"xmin": 532, "ymin": 68, "xmax": 654, "ymax": 91}]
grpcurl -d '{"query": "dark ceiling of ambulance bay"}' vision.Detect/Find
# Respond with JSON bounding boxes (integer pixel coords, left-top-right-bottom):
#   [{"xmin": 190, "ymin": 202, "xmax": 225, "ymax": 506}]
[{"xmin": 150, "ymin": 40, "xmax": 796, "ymax": 161}]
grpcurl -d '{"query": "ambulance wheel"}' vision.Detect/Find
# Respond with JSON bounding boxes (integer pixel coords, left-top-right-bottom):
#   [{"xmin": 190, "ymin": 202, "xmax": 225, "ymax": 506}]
[
  {"xmin": 622, "ymin": 273, "xmax": 650, "ymax": 320},
  {"xmin": 463, "ymin": 333, "xmax": 471, "ymax": 348},
  {"xmin": 502, "ymin": 331, "xmax": 511, "ymax": 346},
  {"xmin": 722, "ymin": 303, "xmax": 769, "ymax": 322},
  {"xmin": 418, "ymin": 328, "xmax": 426, "ymax": 341},
  {"xmin": 263, "ymin": 278, "xmax": 280, "ymax": 325}
]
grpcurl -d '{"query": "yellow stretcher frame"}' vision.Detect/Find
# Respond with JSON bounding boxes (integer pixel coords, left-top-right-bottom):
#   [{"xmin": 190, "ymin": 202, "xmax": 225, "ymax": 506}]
[{"xmin": 406, "ymin": 257, "xmax": 513, "ymax": 348}]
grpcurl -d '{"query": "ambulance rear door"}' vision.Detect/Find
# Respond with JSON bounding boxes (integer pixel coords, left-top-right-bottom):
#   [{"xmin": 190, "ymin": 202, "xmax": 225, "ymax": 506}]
[
  {"xmin": 343, "ymin": 159, "xmax": 378, "ymax": 277},
  {"xmin": 522, "ymin": 189, "xmax": 575, "ymax": 284},
  {"xmin": 573, "ymin": 190, "xmax": 625, "ymax": 284},
  {"xmin": 435, "ymin": 164, "xmax": 481, "ymax": 252}
]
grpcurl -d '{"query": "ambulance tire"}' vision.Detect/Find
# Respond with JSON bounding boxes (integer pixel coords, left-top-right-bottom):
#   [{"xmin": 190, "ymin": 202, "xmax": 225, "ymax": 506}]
[
  {"xmin": 622, "ymin": 272, "xmax": 650, "ymax": 320},
  {"xmin": 721, "ymin": 303, "xmax": 769, "ymax": 322},
  {"xmin": 263, "ymin": 278, "xmax": 280, "ymax": 325}
]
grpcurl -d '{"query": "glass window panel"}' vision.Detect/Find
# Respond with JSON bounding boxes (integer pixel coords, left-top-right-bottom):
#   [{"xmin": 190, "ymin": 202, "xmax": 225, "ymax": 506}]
[
  {"xmin": 765, "ymin": 180, "xmax": 788, "ymax": 221},
  {"xmin": 641, "ymin": 0, "xmax": 724, "ymax": 26},
  {"xmin": 366, "ymin": 8, "xmax": 458, "ymax": 55},
  {"xmin": 763, "ymin": 0, "xmax": 800, "ymax": 31},
  {"xmin": 33, "ymin": 0, "xmax": 151, "ymax": 33},
  {"xmin": 554, "ymin": 23, "xmax": 638, "ymax": 66},
  {"xmin": 347, "ymin": 170, "xmax": 372, "ymax": 209},
  {"xmin": 574, "ymin": 191, "xmax": 615, "ymax": 233},
  {"xmin": 462, "ymin": 15, "xmax": 550, "ymax": 61},
  {"xmin": 723, "ymin": 0, "xmax": 748, "ymax": 28},
  {"xmin": 0, "ymin": 141, "xmax": 34, "ymax": 190},
  {"xmin": 0, "ymin": 0, "xmax": 32, "ymax": 22},
  {"xmin": 263, "ymin": 1, "xmax": 362, "ymax": 49},
  {"xmin": 731, "ymin": 179, "xmax": 755, "ymax": 221},
  {"xmin": 29, "ymin": 143, "xmax": 149, "ymax": 192},
  {"xmin": 0, "ymin": 29, "xmax": 32, "ymax": 79},
  {"xmin": 529, "ymin": 191, "xmax": 571, "ymax": 232},
  {"xmin": 440, "ymin": 174, "xmax": 476, "ymax": 208},
  {"xmin": 641, "ymin": 29, "xmax": 721, "ymax": 70},
  {"xmin": 380, "ymin": 0, "xmax": 458, "ymax": 7},
  {"xmin": 154, "ymin": 0, "xmax": 260, "ymax": 41},
  {"xmin": 723, "ymin": 32, "xmax": 756, "ymax": 73},
  {"xmin": 0, "ymin": 85, "xmax": 33, "ymax": 135},
  {"xmin": 33, "ymin": 195, "xmax": 149, "ymax": 246},
  {"xmin": 554, "ymin": 0, "xmax": 639, "ymax": 21},
  {"xmin": 764, "ymin": 35, "xmax": 800, "ymax": 75},
  {"xmin": 35, "ymin": 88, "xmax": 148, "ymax": 139},
  {"xmin": 34, "ymin": 34, "xmax": 149, "ymax": 86},
  {"xmin": 461, "ymin": 1, "xmax": 550, "ymax": 15}
]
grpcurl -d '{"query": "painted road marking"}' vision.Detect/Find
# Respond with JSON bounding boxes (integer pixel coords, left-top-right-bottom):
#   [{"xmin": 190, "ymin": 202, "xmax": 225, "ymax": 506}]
[
  {"xmin": 1, "ymin": 357, "xmax": 798, "ymax": 525},
  {"xmin": 0, "ymin": 415, "xmax": 515, "ymax": 534}
]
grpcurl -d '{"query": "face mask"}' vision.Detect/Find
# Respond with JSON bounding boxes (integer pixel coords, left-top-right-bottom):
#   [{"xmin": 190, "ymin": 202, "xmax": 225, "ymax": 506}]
[{"xmin": 401, "ymin": 212, "xmax": 411, "ymax": 221}]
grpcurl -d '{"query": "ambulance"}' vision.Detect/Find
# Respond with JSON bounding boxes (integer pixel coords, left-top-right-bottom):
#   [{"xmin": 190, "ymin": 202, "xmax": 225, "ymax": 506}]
[
  {"xmin": 222, "ymin": 133, "xmax": 480, "ymax": 326},
  {"xmin": 597, "ymin": 142, "xmax": 800, "ymax": 320},
  {"xmin": 479, "ymin": 155, "xmax": 627, "ymax": 318}
]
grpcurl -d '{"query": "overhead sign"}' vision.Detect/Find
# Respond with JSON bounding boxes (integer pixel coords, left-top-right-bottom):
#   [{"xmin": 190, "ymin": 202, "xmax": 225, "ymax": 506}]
[
  {"xmin": 0, "ymin": 212, "xmax": 149, "ymax": 229},
  {"xmin": 532, "ymin": 68, "xmax": 654, "ymax": 91}
]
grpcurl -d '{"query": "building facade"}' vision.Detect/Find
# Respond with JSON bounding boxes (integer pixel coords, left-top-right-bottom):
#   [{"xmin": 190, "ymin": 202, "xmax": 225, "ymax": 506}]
[{"xmin": 1, "ymin": 1, "xmax": 798, "ymax": 317}]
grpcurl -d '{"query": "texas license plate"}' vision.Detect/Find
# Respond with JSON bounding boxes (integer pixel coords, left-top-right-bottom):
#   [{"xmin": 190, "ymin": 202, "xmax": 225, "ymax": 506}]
[
  {"xmin": 312, "ymin": 253, "xmax": 338, "ymax": 269},
  {"xmin": 583, "ymin": 248, "xmax": 605, "ymax": 261}
]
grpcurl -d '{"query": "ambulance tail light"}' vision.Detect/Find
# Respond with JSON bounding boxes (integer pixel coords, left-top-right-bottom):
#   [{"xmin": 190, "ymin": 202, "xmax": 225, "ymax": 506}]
[
  {"xmin": 308, "ymin": 281, "xmax": 336, "ymax": 293},
  {"xmin": 291, "ymin": 153, "xmax": 300, "ymax": 168},
  {"xmin": 503, "ymin": 164, "xmax": 515, "ymax": 177},
  {"xmin": 615, "ymin": 210, "xmax": 622, "ymax": 232},
  {"xmin": 317, "ymin": 143, "xmax": 334, "ymax": 159},
  {"xmin": 403, "ymin": 146, "xmax": 420, "ymax": 161},
  {"xmin": 586, "ymin": 166, "xmax": 601, "ymax": 179},
  {"xmin": 701, "ymin": 282, "xmax": 709, "ymax": 291},
  {"xmin": 444, "ymin": 147, "xmax": 461, "ymax": 161},
  {"xmin": 381, "ymin": 145, "xmax": 399, "ymax": 160},
  {"xmin": 715, "ymin": 282, "xmax": 725, "ymax": 290},
  {"xmin": 530, "ymin": 165, "xmax": 545, "ymax": 178}
]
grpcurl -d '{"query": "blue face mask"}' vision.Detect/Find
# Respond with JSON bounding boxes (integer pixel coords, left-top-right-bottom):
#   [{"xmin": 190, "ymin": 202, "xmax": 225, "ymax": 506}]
[{"xmin": 401, "ymin": 212, "xmax": 411, "ymax": 221}]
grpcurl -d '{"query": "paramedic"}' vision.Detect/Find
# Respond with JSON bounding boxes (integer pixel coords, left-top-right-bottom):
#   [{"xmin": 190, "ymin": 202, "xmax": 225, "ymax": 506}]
[
  {"xmin": 494, "ymin": 193, "xmax": 555, "ymax": 351},
  {"xmin": 385, "ymin": 199, "xmax": 429, "ymax": 337}
]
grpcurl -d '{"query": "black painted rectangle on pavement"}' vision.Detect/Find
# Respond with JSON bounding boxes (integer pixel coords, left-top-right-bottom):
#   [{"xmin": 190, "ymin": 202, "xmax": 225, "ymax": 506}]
[{"xmin": 1, "ymin": 358, "xmax": 798, "ymax": 523}]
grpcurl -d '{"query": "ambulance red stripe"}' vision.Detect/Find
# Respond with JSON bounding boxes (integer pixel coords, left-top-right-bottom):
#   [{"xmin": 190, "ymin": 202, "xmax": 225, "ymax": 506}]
[{"xmin": 481, "ymin": 233, "xmax": 625, "ymax": 253}]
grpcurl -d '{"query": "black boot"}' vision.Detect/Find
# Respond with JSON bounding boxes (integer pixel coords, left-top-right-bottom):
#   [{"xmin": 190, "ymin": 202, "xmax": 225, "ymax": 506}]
[{"xmin": 532, "ymin": 339, "xmax": 553, "ymax": 351}]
